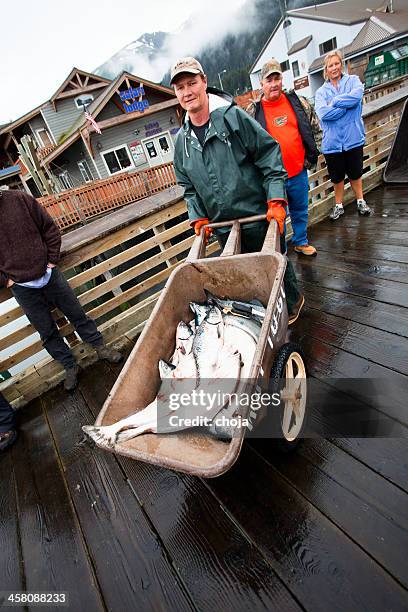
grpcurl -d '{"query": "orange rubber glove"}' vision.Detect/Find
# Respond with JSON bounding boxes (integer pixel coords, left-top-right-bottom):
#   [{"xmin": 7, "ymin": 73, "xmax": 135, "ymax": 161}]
[
  {"xmin": 266, "ymin": 200, "xmax": 287, "ymax": 235},
  {"xmin": 192, "ymin": 218, "xmax": 213, "ymax": 241}
]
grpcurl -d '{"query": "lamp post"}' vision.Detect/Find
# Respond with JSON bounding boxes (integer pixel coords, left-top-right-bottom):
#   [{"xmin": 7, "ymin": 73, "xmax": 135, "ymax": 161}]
[{"xmin": 218, "ymin": 69, "xmax": 227, "ymax": 90}]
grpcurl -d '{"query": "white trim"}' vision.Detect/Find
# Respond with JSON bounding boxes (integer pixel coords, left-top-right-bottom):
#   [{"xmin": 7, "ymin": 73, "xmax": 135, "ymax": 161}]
[
  {"xmin": 35, "ymin": 128, "xmax": 53, "ymax": 147},
  {"xmin": 100, "ymin": 143, "xmax": 135, "ymax": 176},
  {"xmin": 40, "ymin": 107, "xmax": 57, "ymax": 144}
]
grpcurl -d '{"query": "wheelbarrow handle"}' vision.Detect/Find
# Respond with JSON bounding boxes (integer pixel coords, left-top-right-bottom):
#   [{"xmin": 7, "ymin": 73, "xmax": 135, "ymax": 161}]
[
  {"xmin": 187, "ymin": 216, "xmax": 281, "ymax": 260},
  {"xmin": 206, "ymin": 214, "xmax": 267, "ymax": 228}
]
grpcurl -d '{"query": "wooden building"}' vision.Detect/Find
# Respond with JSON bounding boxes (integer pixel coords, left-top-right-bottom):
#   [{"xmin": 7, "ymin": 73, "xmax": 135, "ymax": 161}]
[{"xmin": 0, "ymin": 68, "xmax": 180, "ymax": 195}]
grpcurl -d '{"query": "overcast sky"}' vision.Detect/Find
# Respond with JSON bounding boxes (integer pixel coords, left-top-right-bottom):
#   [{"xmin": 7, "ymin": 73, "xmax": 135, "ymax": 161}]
[{"xmin": 0, "ymin": 0, "xmax": 249, "ymax": 124}]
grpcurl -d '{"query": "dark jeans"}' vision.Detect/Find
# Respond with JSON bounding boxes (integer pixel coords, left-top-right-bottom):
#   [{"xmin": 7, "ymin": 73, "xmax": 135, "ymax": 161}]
[
  {"xmin": 11, "ymin": 268, "xmax": 103, "ymax": 370},
  {"xmin": 0, "ymin": 392, "xmax": 16, "ymax": 433},
  {"xmin": 216, "ymin": 223, "xmax": 301, "ymax": 313}
]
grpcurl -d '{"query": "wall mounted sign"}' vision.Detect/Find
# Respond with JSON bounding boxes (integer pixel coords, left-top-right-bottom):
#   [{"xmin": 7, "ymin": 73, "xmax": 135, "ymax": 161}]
[
  {"xmin": 120, "ymin": 86, "xmax": 150, "ymax": 114},
  {"xmin": 145, "ymin": 121, "xmax": 162, "ymax": 137},
  {"xmin": 293, "ymin": 75, "xmax": 309, "ymax": 90},
  {"xmin": 374, "ymin": 55, "xmax": 385, "ymax": 66},
  {"xmin": 129, "ymin": 140, "xmax": 147, "ymax": 166}
]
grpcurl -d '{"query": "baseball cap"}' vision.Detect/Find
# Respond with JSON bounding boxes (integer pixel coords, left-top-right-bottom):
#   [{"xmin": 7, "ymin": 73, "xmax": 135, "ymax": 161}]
[
  {"xmin": 260, "ymin": 59, "xmax": 283, "ymax": 80},
  {"xmin": 170, "ymin": 57, "xmax": 205, "ymax": 84}
]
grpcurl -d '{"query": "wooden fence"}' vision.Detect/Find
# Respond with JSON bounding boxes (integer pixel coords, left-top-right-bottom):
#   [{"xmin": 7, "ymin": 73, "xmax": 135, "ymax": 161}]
[
  {"xmin": 0, "ymin": 99, "xmax": 405, "ymax": 407},
  {"xmin": 39, "ymin": 162, "xmax": 177, "ymax": 230}
]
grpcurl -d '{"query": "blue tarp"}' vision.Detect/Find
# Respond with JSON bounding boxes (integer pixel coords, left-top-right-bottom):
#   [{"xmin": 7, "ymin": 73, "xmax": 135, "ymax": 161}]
[{"xmin": 0, "ymin": 165, "xmax": 20, "ymax": 179}]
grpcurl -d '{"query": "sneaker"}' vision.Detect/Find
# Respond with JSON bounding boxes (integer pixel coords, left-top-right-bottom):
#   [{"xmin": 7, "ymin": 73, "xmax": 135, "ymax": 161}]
[
  {"xmin": 64, "ymin": 364, "xmax": 78, "ymax": 391},
  {"xmin": 96, "ymin": 345, "xmax": 123, "ymax": 364},
  {"xmin": 330, "ymin": 204, "xmax": 344, "ymax": 221},
  {"xmin": 357, "ymin": 199, "xmax": 372, "ymax": 216},
  {"xmin": 0, "ymin": 429, "xmax": 17, "ymax": 452},
  {"xmin": 288, "ymin": 295, "xmax": 305, "ymax": 326},
  {"xmin": 294, "ymin": 244, "xmax": 317, "ymax": 256}
]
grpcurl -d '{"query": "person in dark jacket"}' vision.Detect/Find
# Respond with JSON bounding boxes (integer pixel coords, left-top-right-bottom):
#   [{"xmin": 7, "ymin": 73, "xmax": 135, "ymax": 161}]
[
  {"xmin": 0, "ymin": 392, "xmax": 17, "ymax": 452},
  {"xmin": 247, "ymin": 58, "xmax": 320, "ymax": 256},
  {"xmin": 171, "ymin": 57, "xmax": 304, "ymax": 324},
  {"xmin": 0, "ymin": 189, "xmax": 122, "ymax": 391}
]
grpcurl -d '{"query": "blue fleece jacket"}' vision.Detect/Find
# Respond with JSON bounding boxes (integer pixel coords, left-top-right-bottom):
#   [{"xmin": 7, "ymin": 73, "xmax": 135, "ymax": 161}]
[{"xmin": 315, "ymin": 74, "xmax": 365, "ymax": 154}]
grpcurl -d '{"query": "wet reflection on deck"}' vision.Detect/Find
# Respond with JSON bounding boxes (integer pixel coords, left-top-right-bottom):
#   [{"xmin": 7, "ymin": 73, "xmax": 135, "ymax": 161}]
[{"xmin": 1, "ymin": 184, "xmax": 407, "ymax": 611}]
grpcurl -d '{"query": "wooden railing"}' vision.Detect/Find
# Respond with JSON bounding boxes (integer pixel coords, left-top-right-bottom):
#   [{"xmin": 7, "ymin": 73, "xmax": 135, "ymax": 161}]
[
  {"xmin": 37, "ymin": 144, "xmax": 57, "ymax": 160},
  {"xmin": 39, "ymin": 162, "xmax": 177, "ymax": 230},
  {"xmin": 0, "ymin": 95, "xmax": 405, "ymax": 406},
  {"xmin": 364, "ymin": 74, "xmax": 408, "ymax": 103}
]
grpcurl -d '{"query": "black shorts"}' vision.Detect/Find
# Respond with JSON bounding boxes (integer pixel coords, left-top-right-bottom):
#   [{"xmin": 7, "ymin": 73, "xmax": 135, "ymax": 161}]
[{"xmin": 324, "ymin": 145, "xmax": 364, "ymax": 184}]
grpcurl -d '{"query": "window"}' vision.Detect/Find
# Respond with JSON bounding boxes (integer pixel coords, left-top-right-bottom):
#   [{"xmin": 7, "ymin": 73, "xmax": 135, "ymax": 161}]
[
  {"xmin": 101, "ymin": 144, "xmax": 134, "ymax": 175},
  {"xmin": 36, "ymin": 128, "xmax": 53, "ymax": 147},
  {"xmin": 58, "ymin": 171, "xmax": 74, "ymax": 190},
  {"xmin": 398, "ymin": 44, "xmax": 408, "ymax": 57},
  {"xmin": 280, "ymin": 60, "xmax": 290, "ymax": 73},
  {"xmin": 319, "ymin": 37, "xmax": 337, "ymax": 56},
  {"xmin": 78, "ymin": 160, "xmax": 93, "ymax": 183},
  {"xmin": 292, "ymin": 61, "xmax": 300, "ymax": 78},
  {"xmin": 75, "ymin": 94, "xmax": 94, "ymax": 109}
]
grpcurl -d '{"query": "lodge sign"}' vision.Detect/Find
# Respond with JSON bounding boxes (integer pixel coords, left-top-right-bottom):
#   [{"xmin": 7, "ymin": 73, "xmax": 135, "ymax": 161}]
[{"xmin": 120, "ymin": 86, "xmax": 150, "ymax": 113}]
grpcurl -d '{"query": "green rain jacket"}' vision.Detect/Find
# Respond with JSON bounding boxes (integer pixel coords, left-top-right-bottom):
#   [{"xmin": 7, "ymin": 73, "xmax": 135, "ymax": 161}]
[{"xmin": 174, "ymin": 90, "xmax": 287, "ymax": 233}]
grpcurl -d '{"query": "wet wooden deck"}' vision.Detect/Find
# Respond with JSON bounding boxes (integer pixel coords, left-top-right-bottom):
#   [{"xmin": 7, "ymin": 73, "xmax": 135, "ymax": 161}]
[{"xmin": 1, "ymin": 184, "xmax": 407, "ymax": 611}]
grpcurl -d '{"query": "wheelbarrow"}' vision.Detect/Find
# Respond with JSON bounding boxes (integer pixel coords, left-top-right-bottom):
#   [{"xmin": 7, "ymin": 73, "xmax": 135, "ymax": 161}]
[{"xmin": 91, "ymin": 215, "xmax": 307, "ymax": 477}]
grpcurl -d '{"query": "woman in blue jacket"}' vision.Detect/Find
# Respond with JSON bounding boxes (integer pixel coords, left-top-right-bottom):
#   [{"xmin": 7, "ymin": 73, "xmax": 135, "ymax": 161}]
[{"xmin": 315, "ymin": 50, "xmax": 372, "ymax": 220}]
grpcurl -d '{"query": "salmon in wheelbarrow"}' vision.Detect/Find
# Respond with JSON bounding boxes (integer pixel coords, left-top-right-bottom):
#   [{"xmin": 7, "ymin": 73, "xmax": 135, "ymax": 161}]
[{"xmin": 89, "ymin": 215, "xmax": 307, "ymax": 478}]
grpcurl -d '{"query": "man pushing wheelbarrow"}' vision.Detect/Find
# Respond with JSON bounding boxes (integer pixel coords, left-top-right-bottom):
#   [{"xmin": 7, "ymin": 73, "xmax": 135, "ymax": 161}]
[
  {"xmin": 171, "ymin": 56, "xmax": 304, "ymax": 325},
  {"xmin": 82, "ymin": 57, "xmax": 308, "ymax": 477}
]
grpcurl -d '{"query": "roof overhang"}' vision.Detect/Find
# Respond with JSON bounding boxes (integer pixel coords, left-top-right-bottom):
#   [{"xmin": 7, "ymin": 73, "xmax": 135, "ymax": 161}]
[
  {"xmin": 0, "ymin": 104, "xmax": 44, "ymax": 136},
  {"xmin": 308, "ymin": 30, "xmax": 408, "ymax": 74}
]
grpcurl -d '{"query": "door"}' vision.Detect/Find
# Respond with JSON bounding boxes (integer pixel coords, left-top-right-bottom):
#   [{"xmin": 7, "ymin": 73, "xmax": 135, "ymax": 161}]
[{"xmin": 142, "ymin": 131, "xmax": 173, "ymax": 168}]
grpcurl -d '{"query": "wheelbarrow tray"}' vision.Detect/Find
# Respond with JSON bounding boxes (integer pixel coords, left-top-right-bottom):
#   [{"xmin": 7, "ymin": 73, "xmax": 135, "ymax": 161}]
[{"xmin": 94, "ymin": 223, "xmax": 288, "ymax": 477}]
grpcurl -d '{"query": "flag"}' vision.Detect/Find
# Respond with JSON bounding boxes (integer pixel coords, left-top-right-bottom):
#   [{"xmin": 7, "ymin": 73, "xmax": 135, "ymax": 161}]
[{"xmin": 84, "ymin": 110, "xmax": 102, "ymax": 134}]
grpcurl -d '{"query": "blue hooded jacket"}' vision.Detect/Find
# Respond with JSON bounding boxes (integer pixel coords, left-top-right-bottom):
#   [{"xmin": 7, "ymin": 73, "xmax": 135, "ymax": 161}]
[{"xmin": 315, "ymin": 74, "xmax": 365, "ymax": 154}]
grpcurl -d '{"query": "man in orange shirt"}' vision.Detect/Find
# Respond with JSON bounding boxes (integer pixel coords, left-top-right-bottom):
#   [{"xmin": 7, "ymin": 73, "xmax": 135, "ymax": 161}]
[{"xmin": 248, "ymin": 59, "xmax": 320, "ymax": 256}]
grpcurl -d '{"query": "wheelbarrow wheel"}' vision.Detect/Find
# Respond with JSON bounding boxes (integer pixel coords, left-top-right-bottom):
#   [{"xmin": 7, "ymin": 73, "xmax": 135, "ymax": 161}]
[{"xmin": 267, "ymin": 342, "xmax": 307, "ymax": 452}]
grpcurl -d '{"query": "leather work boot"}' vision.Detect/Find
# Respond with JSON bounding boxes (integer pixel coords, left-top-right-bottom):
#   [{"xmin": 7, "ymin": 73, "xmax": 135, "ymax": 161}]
[
  {"xmin": 64, "ymin": 364, "xmax": 79, "ymax": 391},
  {"xmin": 294, "ymin": 244, "xmax": 317, "ymax": 256},
  {"xmin": 288, "ymin": 295, "xmax": 305, "ymax": 326},
  {"xmin": 96, "ymin": 345, "xmax": 123, "ymax": 364}
]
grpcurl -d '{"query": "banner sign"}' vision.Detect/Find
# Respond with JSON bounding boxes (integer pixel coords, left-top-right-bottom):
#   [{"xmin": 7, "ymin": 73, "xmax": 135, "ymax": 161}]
[{"xmin": 120, "ymin": 86, "xmax": 150, "ymax": 114}]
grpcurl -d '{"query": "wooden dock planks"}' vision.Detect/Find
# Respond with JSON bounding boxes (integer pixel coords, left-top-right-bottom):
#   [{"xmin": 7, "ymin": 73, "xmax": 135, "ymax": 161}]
[{"xmin": 1, "ymin": 183, "xmax": 408, "ymax": 609}]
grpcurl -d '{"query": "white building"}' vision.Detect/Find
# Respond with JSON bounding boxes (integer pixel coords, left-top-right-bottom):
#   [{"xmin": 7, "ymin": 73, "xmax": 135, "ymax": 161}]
[{"xmin": 250, "ymin": 0, "xmax": 408, "ymax": 100}]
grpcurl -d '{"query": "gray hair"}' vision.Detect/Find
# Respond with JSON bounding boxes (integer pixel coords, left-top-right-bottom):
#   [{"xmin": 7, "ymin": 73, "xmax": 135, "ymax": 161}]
[{"xmin": 323, "ymin": 49, "xmax": 344, "ymax": 80}]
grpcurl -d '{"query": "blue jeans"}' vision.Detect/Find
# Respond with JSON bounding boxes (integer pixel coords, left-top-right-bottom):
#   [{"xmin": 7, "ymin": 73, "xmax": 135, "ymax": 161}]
[
  {"xmin": 11, "ymin": 268, "xmax": 103, "ymax": 370},
  {"xmin": 286, "ymin": 168, "xmax": 310, "ymax": 246}
]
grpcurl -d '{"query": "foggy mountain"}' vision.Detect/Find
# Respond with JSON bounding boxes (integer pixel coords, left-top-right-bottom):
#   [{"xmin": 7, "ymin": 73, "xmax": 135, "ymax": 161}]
[{"xmin": 95, "ymin": 0, "xmax": 330, "ymax": 95}]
